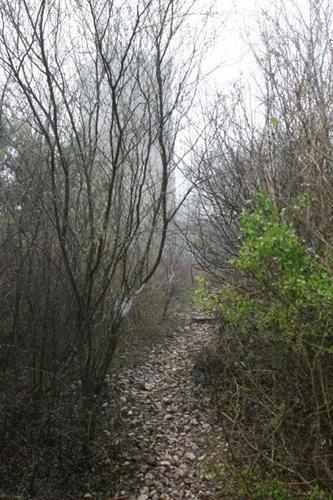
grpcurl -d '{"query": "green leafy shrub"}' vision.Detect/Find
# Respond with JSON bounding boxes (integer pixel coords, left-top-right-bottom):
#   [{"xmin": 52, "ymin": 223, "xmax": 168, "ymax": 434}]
[
  {"xmin": 196, "ymin": 192, "xmax": 333, "ymax": 494},
  {"xmin": 234, "ymin": 193, "xmax": 333, "ymax": 345}
]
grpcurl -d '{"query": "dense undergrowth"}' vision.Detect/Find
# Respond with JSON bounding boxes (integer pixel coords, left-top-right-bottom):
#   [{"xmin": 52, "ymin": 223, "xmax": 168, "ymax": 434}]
[
  {"xmin": 195, "ymin": 192, "xmax": 333, "ymax": 497},
  {"xmin": 0, "ymin": 273, "xmax": 190, "ymax": 498}
]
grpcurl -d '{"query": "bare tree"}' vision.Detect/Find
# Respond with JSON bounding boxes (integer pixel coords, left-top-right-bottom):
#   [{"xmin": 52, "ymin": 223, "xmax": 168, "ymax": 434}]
[
  {"xmin": 186, "ymin": 0, "xmax": 333, "ymax": 277},
  {"xmin": 0, "ymin": 0, "xmax": 206, "ymax": 442},
  {"xmin": 254, "ymin": 0, "xmax": 333, "ymax": 250}
]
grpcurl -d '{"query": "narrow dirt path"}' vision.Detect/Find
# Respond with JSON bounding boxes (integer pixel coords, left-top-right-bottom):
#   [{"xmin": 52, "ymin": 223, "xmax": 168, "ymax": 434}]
[{"xmin": 110, "ymin": 315, "xmax": 227, "ymax": 499}]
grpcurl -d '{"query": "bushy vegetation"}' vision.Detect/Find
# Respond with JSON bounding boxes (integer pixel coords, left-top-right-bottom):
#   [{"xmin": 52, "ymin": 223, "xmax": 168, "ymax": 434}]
[
  {"xmin": 196, "ymin": 192, "xmax": 333, "ymax": 493},
  {"xmin": 0, "ymin": 0, "xmax": 200, "ymax": 495},
  {"xmin": 188, "ymin": 1, "xmax": 333, "ymax": 494},
  {"xmin": 1, "ymin": 0, "xmax": 333, "ymax": 496}
]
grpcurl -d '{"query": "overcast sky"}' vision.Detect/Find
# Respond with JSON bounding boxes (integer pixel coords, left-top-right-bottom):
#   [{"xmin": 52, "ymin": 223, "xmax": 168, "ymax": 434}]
[
  {"xmin": 176, "ymin": 0, "xmax": 287, "ymax": 191},
  {"xmin": 203, "ymin": 0, "xmax": 275, "ymax": 91},
  {"xmin": 205, "ymin": 0, "xmax": 311, "ymax": 92}
]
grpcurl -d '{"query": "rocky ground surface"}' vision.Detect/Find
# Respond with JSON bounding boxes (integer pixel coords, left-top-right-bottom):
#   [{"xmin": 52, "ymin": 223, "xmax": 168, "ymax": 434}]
[{"xmin": 106, "ymin": 314, "xmax": 227, "ymax": 499}]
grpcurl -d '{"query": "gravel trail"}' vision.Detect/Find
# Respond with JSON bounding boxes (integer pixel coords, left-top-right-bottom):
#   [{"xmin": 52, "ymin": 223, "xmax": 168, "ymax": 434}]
[{"xmin": 110, "ymin": 317, "xmax": 227, "ymax": 499}]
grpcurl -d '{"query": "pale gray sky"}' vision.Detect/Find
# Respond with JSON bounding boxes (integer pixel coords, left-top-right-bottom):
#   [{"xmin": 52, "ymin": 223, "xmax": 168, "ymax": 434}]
[
  {"xmin": 202, "ymin": 0, "xmax": 276, "ymax": 90},
  {"xmin": 202, "ymin": 0, "xmax": 309, "ymax": 92},
  {"xmin": 176, "ymin": 0, "xmax": 307, "ymax": 192}
]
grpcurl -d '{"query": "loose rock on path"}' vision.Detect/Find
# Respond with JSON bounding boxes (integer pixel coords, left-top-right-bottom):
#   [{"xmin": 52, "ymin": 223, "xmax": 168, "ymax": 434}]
[{"xmin": 109, "ymin": 316, "xmax": 227, "ymax": 499}]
